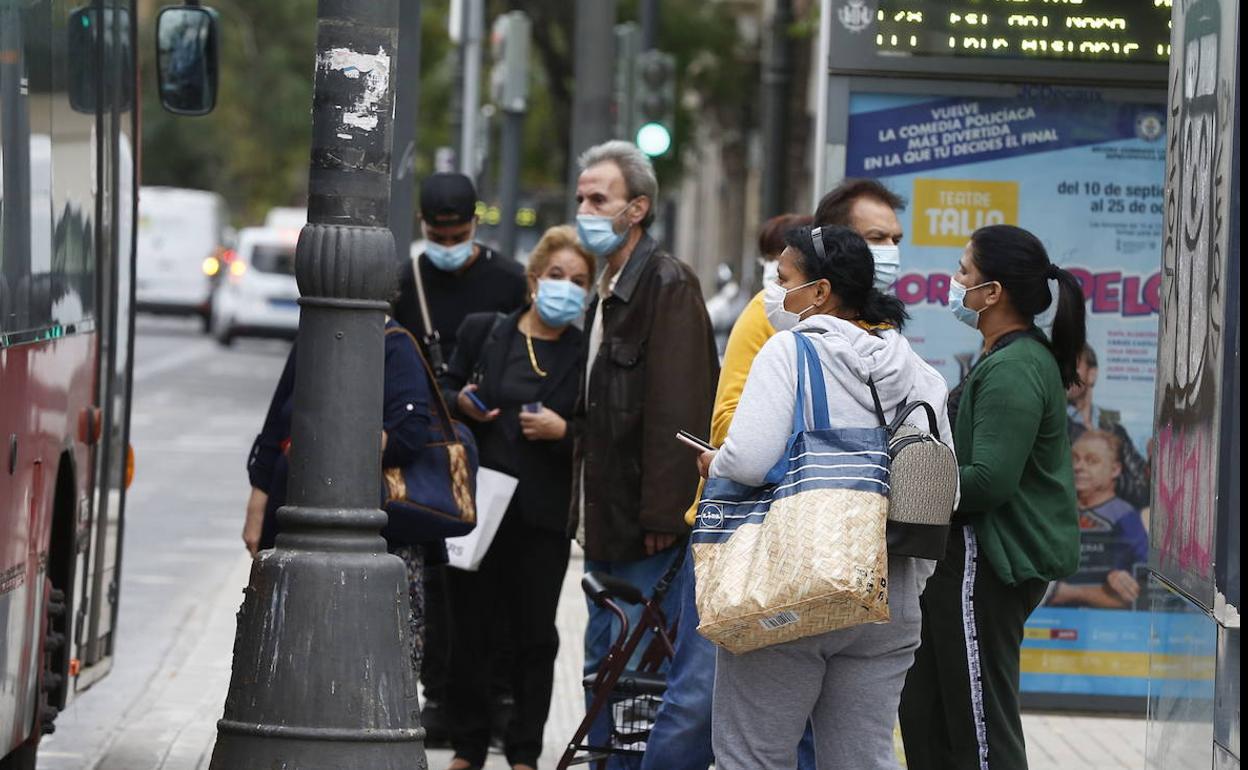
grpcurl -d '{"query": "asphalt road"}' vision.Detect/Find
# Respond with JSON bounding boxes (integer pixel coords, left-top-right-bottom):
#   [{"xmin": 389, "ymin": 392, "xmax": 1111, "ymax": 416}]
[{"xmin": 37, "ymin": 316, "xmax": 289, "ymax": 770}]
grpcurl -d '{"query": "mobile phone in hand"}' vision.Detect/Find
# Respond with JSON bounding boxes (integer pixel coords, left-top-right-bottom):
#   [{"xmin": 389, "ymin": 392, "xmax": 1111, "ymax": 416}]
[
  {"xmin": 466, "ymin": 390, "xmax": 490, "ymax": 413},
  {"xmin": 675, "ymin": 430, "xmax": 714, "ymax": 452},
  {"xmin": 522, "ymin": 401, "xmax": 543, "ymax": 414}
]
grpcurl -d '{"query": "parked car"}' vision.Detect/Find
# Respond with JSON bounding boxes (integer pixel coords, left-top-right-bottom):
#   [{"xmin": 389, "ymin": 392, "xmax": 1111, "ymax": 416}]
[
  {"xmin": 135, "ymin": 187, "xmax": 233, "ymax": 332},
  {"xmin": 210, "ymin": 226, "xmax": 300, "ymax": 345}
]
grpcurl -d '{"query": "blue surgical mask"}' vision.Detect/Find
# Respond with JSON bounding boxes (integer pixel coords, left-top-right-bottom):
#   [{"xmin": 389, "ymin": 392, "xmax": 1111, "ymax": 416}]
[
  {"xmin": 426, "ymin": 240, "xmax": 474, "ymax": 272},
  {"xmin": 869, "ymin": 244, "xmax": 901, "ymax": 291},
  {"xmin": 948, "ymin": 278, "xmax": 995, "ymax": 329},
  {"xmin": 534, "ymin": 279, "xmax": 587, "ymax": 327},
  {"xmin": 576, "ymin": 200, "xmax": 637, "ymax": 257}
]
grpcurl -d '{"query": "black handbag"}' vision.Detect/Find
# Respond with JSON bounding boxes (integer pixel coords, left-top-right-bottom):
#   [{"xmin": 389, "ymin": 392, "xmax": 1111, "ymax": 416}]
[{"xmin": 380, "ymin": 326, "xmax": 479, "ymax": 544}]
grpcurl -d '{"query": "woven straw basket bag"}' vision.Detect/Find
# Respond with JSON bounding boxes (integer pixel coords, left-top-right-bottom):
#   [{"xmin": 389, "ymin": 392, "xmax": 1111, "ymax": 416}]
[{"xmin": 692, "ymin": 332, "xmax": 890, "ymax": 654}]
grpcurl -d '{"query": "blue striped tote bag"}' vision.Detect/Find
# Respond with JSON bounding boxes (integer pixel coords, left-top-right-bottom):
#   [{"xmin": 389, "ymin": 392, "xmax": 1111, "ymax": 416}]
[{"xmin": 692, "ymin": 331, "xmax": 891, "ymax": 654}]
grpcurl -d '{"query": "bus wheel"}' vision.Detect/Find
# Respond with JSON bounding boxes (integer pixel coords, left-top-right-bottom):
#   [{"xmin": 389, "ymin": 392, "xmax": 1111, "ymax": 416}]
[
  {"xmin": 40, "ymin": 586, "xmax": 66, "ymax": 735},
  {"xmin": 0, "ymin": 584, "xmax": 64, "ymax": 770},
  {"xmin": 0, "ymin": 740, "xmax": 37, "ymax": 770}
]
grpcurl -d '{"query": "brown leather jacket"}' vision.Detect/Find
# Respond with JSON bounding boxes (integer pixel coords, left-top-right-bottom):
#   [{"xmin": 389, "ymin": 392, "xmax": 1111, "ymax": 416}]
[{"xmin": 570, "ymin": 234, "xmax": 719, "ymax": 562}]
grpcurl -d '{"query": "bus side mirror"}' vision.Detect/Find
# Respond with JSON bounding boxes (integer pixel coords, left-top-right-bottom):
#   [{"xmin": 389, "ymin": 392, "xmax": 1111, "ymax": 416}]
[{"xmin": 156, "ymin": 5, "xmax": 220, "ymax": 116}]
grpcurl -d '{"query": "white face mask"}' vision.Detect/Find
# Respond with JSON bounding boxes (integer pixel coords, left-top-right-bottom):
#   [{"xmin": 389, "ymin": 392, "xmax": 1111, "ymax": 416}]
[
  {"xmin": 868, "ymin": 243, "xmax": 901, "ymax": 291},
  {"xmin": 763, "ymin": 279, "xmax": 819, "ymax": 332},
  {"xmin": 761, "ymin": 260, "xmax": 780, "ymax": 286}
]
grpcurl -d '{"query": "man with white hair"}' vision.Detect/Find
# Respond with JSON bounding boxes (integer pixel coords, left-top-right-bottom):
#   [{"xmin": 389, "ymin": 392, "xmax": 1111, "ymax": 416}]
[{"xmin": 570, "ymin": 141, "xmax": 718, "ymax": 754}]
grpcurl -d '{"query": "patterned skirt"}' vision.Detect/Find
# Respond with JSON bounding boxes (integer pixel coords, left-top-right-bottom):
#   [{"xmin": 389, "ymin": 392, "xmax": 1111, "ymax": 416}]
[{"xmin": 390, "ymin": 544, "xmax": 426, "ymax": 677}]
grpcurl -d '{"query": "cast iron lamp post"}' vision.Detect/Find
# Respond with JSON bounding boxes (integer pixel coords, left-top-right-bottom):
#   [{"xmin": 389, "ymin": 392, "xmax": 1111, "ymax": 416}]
[{"xmin": 209, "ymin": 1, "xmax": 427, "ymax": 766}]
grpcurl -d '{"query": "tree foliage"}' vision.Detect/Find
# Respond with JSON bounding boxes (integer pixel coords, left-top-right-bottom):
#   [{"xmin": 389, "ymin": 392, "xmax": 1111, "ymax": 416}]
[
  {"xmin": 505, "ymin": 0, "xmax": 752, "ymax": 188},
  {"xmin": 140, "ymin": 1, "xmax": 749, "ymax": 223},
  {"xmin": 141, "ymin": 0, "xmax": 458, "ymax": 223},
  {"xmin": 141, "ymin": 0, "xmax": 316, "ymax": 223}
]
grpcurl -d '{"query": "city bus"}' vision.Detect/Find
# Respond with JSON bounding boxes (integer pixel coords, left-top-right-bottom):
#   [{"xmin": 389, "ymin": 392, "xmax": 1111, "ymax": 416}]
[{"xmin": 0, "ymin": 2, "xmax": 218, "ymax": 766}]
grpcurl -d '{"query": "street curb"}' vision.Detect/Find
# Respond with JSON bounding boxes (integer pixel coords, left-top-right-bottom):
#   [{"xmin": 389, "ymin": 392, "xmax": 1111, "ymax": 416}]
[{"xmin": 90, "ymin": 554, "xmax": 252, "ymax": 770}]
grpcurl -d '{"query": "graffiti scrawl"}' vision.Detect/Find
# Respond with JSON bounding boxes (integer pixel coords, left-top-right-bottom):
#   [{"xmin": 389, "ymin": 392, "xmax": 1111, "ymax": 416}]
[{"xmin": 1152, "ymin": 0, "xmax": 1232, "ymax": 593}]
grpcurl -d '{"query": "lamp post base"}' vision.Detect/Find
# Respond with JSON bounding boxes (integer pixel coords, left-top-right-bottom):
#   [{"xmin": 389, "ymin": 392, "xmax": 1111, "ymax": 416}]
[{"xmin": 208, "ymin": 508, "xmax": 427, "ymax": 770}]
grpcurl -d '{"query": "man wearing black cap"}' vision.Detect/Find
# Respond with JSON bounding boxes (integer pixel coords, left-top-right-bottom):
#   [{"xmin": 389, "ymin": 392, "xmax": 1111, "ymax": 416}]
[
  {"xmin": 394, "ymin": 172, "xmax": 528, "ymax": 368},
  {"xmin": 393, "ymin": 172, "xmax": 527, "ymax": 748}
]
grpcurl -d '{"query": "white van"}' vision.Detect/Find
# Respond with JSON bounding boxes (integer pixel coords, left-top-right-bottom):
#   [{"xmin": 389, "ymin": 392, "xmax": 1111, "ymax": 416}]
[
  {"xmin": 135, "ymin": 187, "xmax": 231, "ymax": 330},
  {"xmin": 263, "ymin": 207, "xmax": 307, "ymax": 231},
  {"xmin": 210, "ymin": 226, "xmax": 301, "ymax": 345}
]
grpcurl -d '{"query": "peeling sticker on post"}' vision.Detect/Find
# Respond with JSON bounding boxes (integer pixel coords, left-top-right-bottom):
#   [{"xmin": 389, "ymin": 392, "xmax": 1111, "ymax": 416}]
[
  {"xmin": 343, "ymin": 113, "xmax": 378, "ymax": 132},
  {"xmin": 317, "ymin": 46, "xmax": 392, "ymax": 135}
]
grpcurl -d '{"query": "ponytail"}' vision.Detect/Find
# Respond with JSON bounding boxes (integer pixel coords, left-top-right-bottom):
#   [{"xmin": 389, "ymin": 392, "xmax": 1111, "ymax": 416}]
[
  {"xmin": 860, "ymin": 289, "xmax": 909, "ymax": 330},
  {"xmin": 786, "ymin": 224, "xmax": 908, "ymax": 330},
  {"xmin": 1047, "ymin": 265, "xmax": 1087, "ymax": 390}
]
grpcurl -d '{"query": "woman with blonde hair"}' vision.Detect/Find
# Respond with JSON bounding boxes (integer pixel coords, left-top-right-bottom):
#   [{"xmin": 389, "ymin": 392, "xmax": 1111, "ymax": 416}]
[{"xmin": 440, "ymin": 226, "xmax": 595, "ymax": 770}]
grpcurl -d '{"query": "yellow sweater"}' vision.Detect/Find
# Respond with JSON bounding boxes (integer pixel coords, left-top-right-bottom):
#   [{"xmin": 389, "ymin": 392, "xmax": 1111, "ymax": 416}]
[{"xmin": 684, "ymin": 291, "xmax": 776, "ymax": 525}]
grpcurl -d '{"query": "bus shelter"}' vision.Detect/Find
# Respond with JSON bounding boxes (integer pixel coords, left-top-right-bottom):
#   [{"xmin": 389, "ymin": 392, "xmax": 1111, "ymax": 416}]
[{"xmin": 814, "ymin": 0, "xmax": 1179, "ymax": 714}]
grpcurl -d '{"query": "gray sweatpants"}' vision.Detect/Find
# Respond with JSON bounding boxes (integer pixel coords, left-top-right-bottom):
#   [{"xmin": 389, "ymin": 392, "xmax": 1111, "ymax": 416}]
[{"xmin": 711, "ymin": 556, "xmax": 930, "ymax": 770}]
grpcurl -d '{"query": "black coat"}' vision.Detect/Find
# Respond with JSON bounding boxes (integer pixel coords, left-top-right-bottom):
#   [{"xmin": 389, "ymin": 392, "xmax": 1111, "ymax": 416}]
[
  {"xmin": 247, "ymin": 320, "xmax": 434, "ymax": 551},
  {"xmin": 440, "ymin": 309, "xmax": 583, "ymax": 535},
  {"xmin": 393, "ymin": 245, "xmax": 527, "ymax": 365}
]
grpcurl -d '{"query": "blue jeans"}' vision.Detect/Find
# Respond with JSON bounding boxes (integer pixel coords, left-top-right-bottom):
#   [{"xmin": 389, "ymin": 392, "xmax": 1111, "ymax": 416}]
[
  {"xmin": 639, "ymin": 542, "xmax": 714, "ymax": 770},
  {"xmin": 640, "ymin": 542, "xmax": 817, "ymax": 770},
  {"xmin": 584, "ymin": 546, "xmax": 686, "ymax": 770}
]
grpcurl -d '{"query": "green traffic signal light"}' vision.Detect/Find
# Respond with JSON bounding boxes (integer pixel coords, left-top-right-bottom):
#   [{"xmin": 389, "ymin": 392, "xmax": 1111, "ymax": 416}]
[
  {"xmin": 636, "ymin": 122, "xmax": 672, "ymax": 157},
  {"xmin": 631, "ymin": 50, "xmax": 675, "ymax": 155}
]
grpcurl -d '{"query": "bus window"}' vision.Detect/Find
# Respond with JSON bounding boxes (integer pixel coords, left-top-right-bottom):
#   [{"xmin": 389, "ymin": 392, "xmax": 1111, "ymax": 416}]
[
  {"xmin": 0, "ymin": 1, "xmax": 54, "ymax": 336},
  {"xmin": 67, "ymin": 7, "xmax": 133, "ymax": 115}
]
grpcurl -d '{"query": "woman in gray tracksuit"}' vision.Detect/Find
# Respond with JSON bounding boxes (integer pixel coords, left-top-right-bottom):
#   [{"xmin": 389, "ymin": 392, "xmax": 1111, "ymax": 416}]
[{"xmin": 695, "ymin": 224, "xmax": 955, "ymax": 770}]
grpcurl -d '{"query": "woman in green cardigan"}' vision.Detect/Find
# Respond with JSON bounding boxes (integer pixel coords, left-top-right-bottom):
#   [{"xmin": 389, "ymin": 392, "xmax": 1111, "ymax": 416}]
[{"xmin": 899, "ymin": 225, "xmax": 1086, "ymax": 770}]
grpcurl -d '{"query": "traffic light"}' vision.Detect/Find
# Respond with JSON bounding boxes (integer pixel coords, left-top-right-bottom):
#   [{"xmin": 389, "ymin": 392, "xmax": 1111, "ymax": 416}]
[
  {"xmin": 633, "ymin": 50, "xmax": 675, "ymax": 157},
  {"xmin": 490, "ymin": 10, "xmax": 531, "ymax": 112},
  {"xmin": 613, "ymin": 23, "xmax": 642, "ymax": 141}
]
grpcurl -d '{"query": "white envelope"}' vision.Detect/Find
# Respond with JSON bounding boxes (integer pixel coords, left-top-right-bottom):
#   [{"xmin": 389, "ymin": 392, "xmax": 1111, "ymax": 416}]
[{"xmin": 445, "ymin": 467, "xmax": 518, "ymax": 571}]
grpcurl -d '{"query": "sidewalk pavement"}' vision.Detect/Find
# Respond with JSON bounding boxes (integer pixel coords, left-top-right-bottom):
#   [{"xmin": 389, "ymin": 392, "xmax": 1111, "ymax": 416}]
[
  {"xmin": 51, "ymin": 548, "xmax": 1146, "ymax": 769},
  {"xmin": 38, "ymin": 554, "xmax": 250, "ymax": 770},
  {"xmin": 434, "ymin": 549, "xmax": 1147, "ymax": 770}
]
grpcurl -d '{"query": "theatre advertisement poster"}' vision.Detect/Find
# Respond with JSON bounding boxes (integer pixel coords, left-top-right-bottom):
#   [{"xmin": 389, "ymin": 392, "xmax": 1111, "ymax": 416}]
[{"xmin": 847, "ymin": 90, "xmax": 1180, "ymax": 706}]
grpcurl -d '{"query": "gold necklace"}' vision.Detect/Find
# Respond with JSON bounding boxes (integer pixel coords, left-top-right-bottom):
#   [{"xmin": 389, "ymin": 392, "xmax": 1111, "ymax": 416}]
[{"xmin": 523, "ymin": 316, "xmax": 549, "ymax": 378}]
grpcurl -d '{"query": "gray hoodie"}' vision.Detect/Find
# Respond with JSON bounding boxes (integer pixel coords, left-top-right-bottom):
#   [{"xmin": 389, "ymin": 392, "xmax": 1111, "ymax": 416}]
[
  {"xmin": 709, "ymin": 313, "xmax": 957, "ymax": 595},
  {"xmin": 710, "ymin": 314, "xmax": 955, "ymax": 486}
]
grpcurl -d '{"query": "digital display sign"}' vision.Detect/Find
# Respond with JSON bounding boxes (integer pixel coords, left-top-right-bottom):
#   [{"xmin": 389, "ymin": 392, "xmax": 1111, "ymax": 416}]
[{"xmin": 866, "ymin": 1, "xmax": 1173, "ymax": 64}]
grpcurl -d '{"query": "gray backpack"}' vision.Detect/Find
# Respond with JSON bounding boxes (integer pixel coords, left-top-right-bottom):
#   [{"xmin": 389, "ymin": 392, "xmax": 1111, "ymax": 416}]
[{"xmin": 868, "ymin": 383, "xmax": 959, "ymax": 560}]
